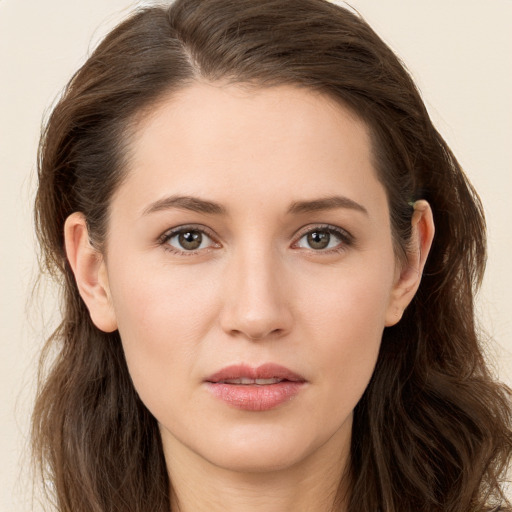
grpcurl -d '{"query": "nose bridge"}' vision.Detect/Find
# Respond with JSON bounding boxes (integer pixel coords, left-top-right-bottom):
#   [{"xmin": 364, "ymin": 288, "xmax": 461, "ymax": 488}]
[{"xmin": 220, "ymin": 240, "xmax": 292, "ymax": 340}]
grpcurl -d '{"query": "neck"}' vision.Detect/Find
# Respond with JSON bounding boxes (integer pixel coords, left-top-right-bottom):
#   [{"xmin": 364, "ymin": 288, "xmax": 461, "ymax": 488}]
[{"xmin": 163, "ymin": 428, "xmax": 351, "ymax": 512}]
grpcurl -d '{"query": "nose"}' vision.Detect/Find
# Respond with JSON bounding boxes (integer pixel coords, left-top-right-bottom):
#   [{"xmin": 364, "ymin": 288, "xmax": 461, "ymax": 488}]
[{"xmin": 219, "ymin": 247, "xmax": 293, "ymax": 341}]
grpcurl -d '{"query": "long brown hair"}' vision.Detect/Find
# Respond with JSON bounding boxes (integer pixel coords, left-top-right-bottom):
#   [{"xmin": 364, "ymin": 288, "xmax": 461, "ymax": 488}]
[{"xmin": 33, "ymin": 1, "xmax": 512, "ymax": 510}]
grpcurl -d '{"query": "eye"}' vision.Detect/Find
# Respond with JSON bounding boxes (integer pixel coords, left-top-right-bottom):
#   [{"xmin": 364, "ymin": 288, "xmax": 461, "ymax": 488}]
[
  {"xmin": 294, "ymin": 226, "xmax": 352, "ymax": 252},
  {"xmin": 161, "ymin": 226, "xmax": 218, "ymax": 253}
]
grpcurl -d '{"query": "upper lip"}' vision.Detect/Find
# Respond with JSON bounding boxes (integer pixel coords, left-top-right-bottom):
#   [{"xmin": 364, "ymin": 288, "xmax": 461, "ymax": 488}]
[{"xmin": 205, "ymin": 363, "xmax": 306, "ymax": 383}]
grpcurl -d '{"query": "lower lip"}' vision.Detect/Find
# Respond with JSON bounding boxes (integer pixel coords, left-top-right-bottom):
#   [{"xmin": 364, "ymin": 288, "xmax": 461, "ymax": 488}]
[{"xmin": 205, "ymin": 381, "xmax": 305, "ymax": 411}]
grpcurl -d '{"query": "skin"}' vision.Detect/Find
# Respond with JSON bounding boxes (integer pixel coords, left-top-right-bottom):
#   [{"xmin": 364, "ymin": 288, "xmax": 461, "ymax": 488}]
[{"xmin": 65, "ymin": 83, "xmax": 434, "ymax": 512}]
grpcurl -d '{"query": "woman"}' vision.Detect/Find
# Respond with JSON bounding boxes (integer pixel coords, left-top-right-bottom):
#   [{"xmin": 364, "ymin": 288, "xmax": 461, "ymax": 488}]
[{"xmin": 32, "ymin": 0, "xmax": 512, "ymax": 510}]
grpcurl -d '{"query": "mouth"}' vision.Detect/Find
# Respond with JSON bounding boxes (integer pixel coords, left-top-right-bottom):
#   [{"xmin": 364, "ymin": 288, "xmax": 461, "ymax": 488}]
[
  {"xmin": 205, "ymin": 363, "xmax": 306, "ymax": 384},
  {"xmin": 216, "ymin": 377, "xmax": 288, "ymax": 385},
  {"xmin": 204, "ymin": 364, "xmax": 306, "ymax": 411}
]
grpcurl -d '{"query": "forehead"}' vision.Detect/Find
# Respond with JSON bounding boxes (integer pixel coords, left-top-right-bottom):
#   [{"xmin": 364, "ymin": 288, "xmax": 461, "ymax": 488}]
[
  {"xmin": 114, "ymin": 82, "xmax": 386, "ymax": 219},
  {"xmin": 130, "ymin": 82, "xmax": 370, "ymax": 162}
]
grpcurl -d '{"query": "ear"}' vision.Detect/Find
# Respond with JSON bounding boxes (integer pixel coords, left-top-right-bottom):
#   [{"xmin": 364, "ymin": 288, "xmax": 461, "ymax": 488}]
[
  {"xmin": 64, "ymin": 212, "xmax": 118, "ymax": 332},
  {"xmin": 385, "ymin": 200, "xmax": 435, "ymax": 327}
]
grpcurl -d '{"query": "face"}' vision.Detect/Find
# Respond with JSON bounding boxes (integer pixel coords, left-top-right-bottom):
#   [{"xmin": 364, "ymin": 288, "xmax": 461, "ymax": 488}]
[{"xmin": 80, "ymin": 83, "xmax": 414, "ymax": 475}]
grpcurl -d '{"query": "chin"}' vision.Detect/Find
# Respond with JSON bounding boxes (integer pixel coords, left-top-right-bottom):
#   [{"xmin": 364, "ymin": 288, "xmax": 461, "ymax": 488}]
[
  {"xmin": 205, "ymin": 441, "xmax": 312, "ymax": 474},
  {"xmin": 191, "ymin": 422, "xmax": 333, "ymax": 474}
]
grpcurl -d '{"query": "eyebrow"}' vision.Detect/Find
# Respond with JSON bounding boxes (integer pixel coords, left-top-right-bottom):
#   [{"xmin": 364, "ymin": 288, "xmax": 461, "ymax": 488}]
[
  {"xmin": 142, "ymin": 195, "xmax": 227, "ymax": 216},
  {"xmin": 142, "ymin": 194, "xmax": 368, "ymax": 217},
  {"xmin": 287, "ymin": 196, "xmax": 368, "ymax": 216}
]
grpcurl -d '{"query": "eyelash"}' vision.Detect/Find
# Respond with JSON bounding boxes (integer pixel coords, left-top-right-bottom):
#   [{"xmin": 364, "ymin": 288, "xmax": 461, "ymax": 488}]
[{"xmin": 158, "ymin": 224, "xmax": 354, "ymax": 256}]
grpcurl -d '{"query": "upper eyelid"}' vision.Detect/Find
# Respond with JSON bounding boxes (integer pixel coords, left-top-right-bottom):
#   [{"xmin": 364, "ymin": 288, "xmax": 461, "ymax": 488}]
[
  {"xmin": 293, "ymin": 223, "xmax": 353, "ymax": 241},
  {"xmin": 159, "ymin": 224, "xmax": 219, "ymax": 243}
]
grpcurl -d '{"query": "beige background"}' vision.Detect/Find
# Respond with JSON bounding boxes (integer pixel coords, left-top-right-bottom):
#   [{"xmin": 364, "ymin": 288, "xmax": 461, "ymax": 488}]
[{"xmin": 1, "ymin": 0, "xmax": 511, "ymax": 509}]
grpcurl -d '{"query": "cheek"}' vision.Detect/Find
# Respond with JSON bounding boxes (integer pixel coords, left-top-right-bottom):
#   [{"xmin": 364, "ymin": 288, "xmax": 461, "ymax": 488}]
[
  {"xmin": 297, "ymin": 259, "xmax": 394, "ymax": 411},
  {"xmin": 298, "ymin": 252, "xmax": 395, "ymax": 340},
  {"xmin": 106, "ymin": 258, "xmax": 221, "ymax": 401},
  {"xmin": 111, "ymin": 253, "xmax": 219, "ymax": 329}
]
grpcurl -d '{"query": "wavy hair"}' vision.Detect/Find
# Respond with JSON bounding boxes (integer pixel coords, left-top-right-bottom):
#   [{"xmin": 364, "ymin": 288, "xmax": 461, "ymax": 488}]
[{"xmin": 33, "ymin": 0, "xmax": 512, "ymax": 510}]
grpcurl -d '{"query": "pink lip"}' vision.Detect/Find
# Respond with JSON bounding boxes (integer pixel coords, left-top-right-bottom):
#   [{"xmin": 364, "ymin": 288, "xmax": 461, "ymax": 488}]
[{"xmin": 204, "ymin": 364, "xmax": 306, "ymax": 412}]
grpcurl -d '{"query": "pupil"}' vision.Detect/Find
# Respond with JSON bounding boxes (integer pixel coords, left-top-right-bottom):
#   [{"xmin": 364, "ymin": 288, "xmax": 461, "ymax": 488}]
[
  {"xmin": 179, "ymin": 231, "xmax": 202, "ymax": 250},
  {"xmin": 307, "ymin": 231, "xmax": 330, "ymax": 249}
]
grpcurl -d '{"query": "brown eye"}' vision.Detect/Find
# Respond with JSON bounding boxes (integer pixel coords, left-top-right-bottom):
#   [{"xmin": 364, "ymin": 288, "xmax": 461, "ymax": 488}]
[
  {"xmin": 307, "ymin": 231, "xmax": 330, "ymax": 249},
  {"xmin": 178, "ymin": 231, "xmax": 203, "ymax": 250},
  {"xmin": 165, "ymin": 228, "xmax": 216, "ymax": 252},
  {"xmin": 295, "ymin": 226, "xmax": 350, "ymax": 252}
]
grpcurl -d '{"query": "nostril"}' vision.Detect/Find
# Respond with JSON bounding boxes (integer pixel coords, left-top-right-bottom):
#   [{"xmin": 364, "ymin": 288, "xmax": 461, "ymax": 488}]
[
  {"xmin": 225, "ymin": 326, "xmax": 285, "ymax": 342},
  {"xmin": 243, "ymin": 327, "xmax": 286, "ymax": 341}
]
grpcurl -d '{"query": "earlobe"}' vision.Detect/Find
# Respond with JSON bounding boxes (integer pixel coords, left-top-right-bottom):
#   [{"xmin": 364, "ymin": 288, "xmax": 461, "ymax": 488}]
[
  {"xmin": 385, "ymin": 200, "xmax": 435, "ymax": 327},
  {"xmin": 64, "ymin": 212, "xmax": 118, "ymax": 333}
]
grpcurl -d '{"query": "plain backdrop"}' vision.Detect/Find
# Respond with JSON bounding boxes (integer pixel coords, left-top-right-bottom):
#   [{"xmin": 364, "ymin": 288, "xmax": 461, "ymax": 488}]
[{"xmin": 1, "ymin": 0, "xmax": 511, "ymax": 509}]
